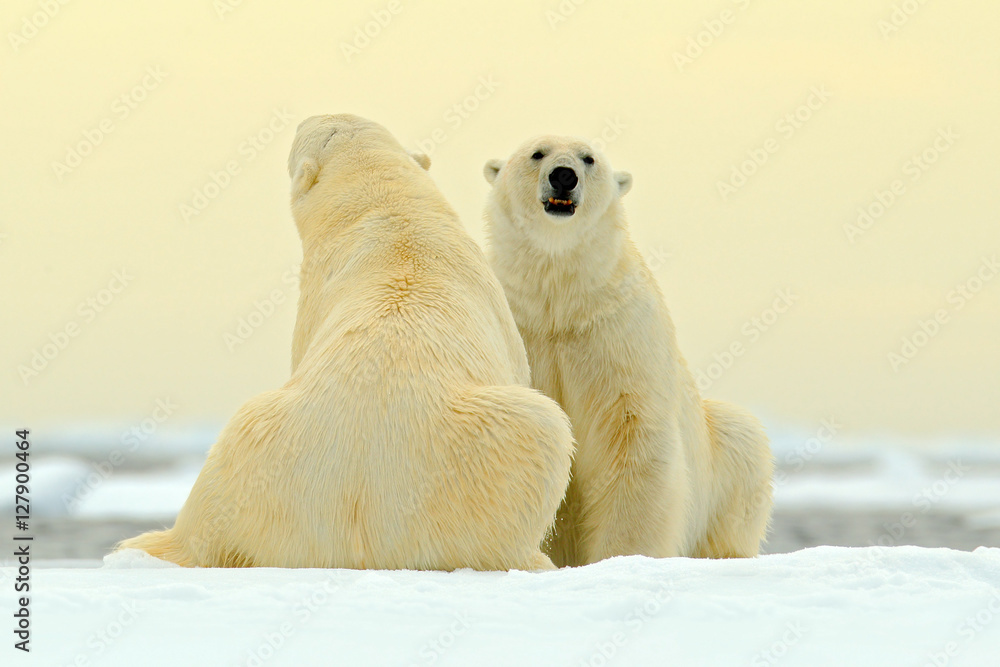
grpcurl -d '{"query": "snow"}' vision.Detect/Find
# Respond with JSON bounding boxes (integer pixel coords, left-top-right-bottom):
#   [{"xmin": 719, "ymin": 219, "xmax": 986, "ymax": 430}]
[
  {"xmin": 3, "ymin": 547, "xmax": 999, "ymax": 666},
  {"xmin": 768, "ymin": 429, "xmax": 1000, "ymax": 514},
  {"xmin": 3, "ymin": 428, "xmax": 999, "ymax": 664},
  {"xmin": 0, "ymin": 457, "xmax": 203, "ymax": 519},
  {"xmin": 774, "ymin": 474, "xmax": 1000, "ymax": 512},
  {"xmin": 7, "ymin": 457, "xmax": 93, "ymax": 517},
  {"xmin": 967, "ymin": 509, "xmax": 1000, "ymax": 531},
  {"xmin": 15, "ymin": 424, "xmax": 217, "ymax": 462},
  {"xmin": 72, "ymin": 462, "xmax": 204, "ymax": 520}
]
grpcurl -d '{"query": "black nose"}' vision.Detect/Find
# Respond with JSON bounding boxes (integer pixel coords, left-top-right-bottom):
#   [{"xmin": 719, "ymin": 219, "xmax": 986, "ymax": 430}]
[{"xmin": 549, "ymin": 167, "xmax": 578, "ymax": 192}]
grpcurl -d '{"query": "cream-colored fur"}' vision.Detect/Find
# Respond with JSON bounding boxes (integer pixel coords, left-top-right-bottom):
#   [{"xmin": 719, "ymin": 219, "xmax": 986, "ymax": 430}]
[
  {"xmin": 118, "ymin": 115, "xmax": 574, "ymax": 571},
  {"xmin": 483, "ymin": 136, "xmax": 773, "ymax": 566}
]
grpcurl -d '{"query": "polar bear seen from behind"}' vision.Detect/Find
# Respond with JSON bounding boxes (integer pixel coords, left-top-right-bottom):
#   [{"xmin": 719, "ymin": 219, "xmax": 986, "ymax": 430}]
[
  {"xmin": 118, "ymin": 115, "xmax": 574, "ymax": 571},
  {"xmin": 483, "ymin": 136, "xmax": 774, "ymax": 566}
]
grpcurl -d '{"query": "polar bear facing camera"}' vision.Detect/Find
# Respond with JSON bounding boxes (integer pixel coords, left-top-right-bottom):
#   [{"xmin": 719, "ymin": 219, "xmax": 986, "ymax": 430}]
[
  {"xmin": 118, "ymin": 115, "xmax": 574, "ymax": 571},
  {"xmin": 483, "ymin": 136, "xmax": 774, "ymax": 566}
]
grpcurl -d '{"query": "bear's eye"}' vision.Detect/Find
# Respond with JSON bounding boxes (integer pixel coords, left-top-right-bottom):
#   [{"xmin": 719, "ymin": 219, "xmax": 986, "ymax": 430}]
[
  {"xmin": 582, "ymin": 156, "xmax": 595, "ymax": 165},
  {"xmin": 531, "ymin": 151, "xmax": 545, "ymax": 160}
]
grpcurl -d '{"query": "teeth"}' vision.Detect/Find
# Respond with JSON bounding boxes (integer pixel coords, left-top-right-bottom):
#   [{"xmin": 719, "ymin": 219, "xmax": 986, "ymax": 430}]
[{"xmin": 548, "ymin": 198, "xmax": 573, "ymax": 206}]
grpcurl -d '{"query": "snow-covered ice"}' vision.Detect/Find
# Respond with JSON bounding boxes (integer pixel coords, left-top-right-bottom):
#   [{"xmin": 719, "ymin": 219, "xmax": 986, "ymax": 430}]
[
  {"xmin": 3, "ymin": 547, "xmax": 998, "ymax": 666},
  {"xmin": 4, "ymin": 426, "xmax": 999, "ymax": 665}
]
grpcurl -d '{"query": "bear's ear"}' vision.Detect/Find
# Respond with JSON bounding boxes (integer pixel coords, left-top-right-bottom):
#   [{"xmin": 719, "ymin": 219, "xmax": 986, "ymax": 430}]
[
  {"xmin": 615, "ymin": 171, "xmax": 633, "ymax": 197},
  {"xmin": 409, "ymin": 151, "xmax": 431, "ymax": 171},
  {"xmin": 291, "ymin": 157, "xmax": 319, "ymax": 198},
  {"xmin": 483, "ymin": 159, "xmax": 504, "ymax": 185}
]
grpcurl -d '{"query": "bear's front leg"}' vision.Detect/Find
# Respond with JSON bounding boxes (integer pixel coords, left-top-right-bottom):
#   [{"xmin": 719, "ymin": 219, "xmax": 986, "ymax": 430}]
[{"xmin": 575, "ymin": 407, "xmax": 690, "ymax": 564}]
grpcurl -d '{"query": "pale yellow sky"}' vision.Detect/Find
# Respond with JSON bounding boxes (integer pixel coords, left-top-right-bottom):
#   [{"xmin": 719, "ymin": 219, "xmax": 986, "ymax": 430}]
[{"xmin": 2, "ymin": 0, "xmax": 998, "ymax": 440}]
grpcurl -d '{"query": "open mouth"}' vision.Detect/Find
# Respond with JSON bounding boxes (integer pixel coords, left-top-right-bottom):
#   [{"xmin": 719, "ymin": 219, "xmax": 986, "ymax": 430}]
[{"xmin": 544, "ymin": 197, "xmax": 576, "ymax": 216}]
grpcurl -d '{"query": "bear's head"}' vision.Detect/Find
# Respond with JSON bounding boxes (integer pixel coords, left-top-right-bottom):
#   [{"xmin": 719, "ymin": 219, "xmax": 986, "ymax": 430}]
[
  {"xmin": 287, "ymin": 114, "xmax": 431, "ymax": 237},
  {"xmin": 483, "ymin": 136, "xmax": 632, "ymax": 253}
]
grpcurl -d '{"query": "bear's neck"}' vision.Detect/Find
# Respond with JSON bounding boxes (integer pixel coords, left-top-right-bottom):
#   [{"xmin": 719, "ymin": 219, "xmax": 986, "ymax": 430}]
[
  {"xmin": 488, "ymin": 203, "xmax": 644, "ymax": 333},
  {"xmin": 297, "ymin": 176, "xmax": 456, "ymax": 253},
  {"xmin": 290, "ymin": 170, "xmax": 459, "ymax": 370},
  {"xmin": 492, "ymin": 202, "xmax": 631, "ymax": 282}
]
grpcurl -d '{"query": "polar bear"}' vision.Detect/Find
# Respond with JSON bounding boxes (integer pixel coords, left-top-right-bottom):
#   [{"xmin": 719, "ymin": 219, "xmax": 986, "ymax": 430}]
[
  {"xmin": 118, "ymin": 115, "xmax": 574, "ymax": 571},
  {"xmin": 482, "ymin": 136, "xmax": 774, "ymax": 566}
]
